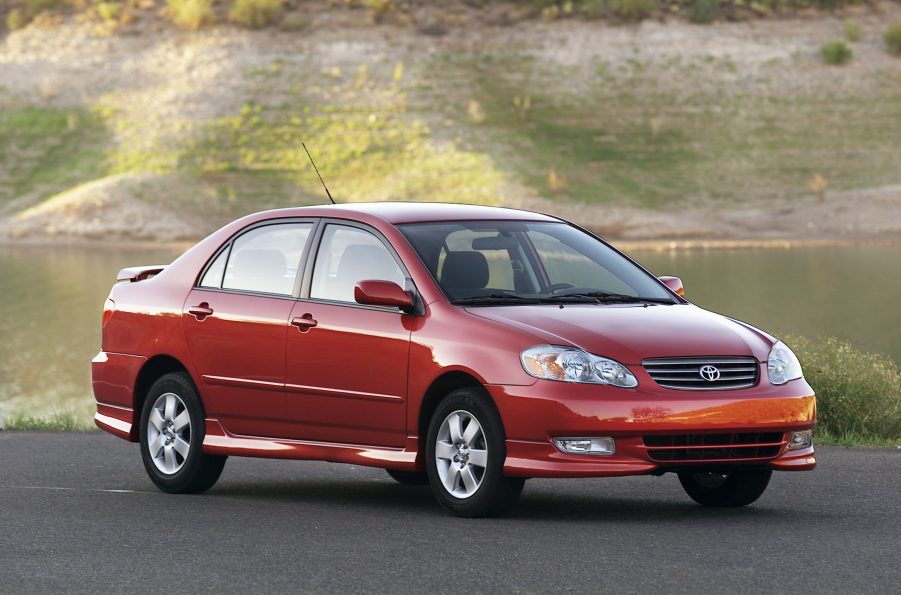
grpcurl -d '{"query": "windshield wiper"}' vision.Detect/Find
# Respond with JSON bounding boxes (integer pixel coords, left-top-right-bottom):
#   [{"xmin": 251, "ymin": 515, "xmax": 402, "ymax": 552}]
[
  {"xmin": 552, "ymin": 291, "xmax": 675, "ymax": 304},
  {"xmin": 452, "ymin": 293, "xmax": 542, "ymax": 306}
]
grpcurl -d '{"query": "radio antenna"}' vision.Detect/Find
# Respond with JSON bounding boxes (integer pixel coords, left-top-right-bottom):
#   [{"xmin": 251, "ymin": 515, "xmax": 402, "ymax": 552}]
[{"xmin": 302, "ymin": 142, "xmax": 335, "ymax": 205}]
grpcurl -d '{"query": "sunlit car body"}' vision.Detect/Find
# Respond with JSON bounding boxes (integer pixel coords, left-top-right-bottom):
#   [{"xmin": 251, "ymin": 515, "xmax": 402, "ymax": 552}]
[{"xmin": 92, "ymin": 203, "xmax": 816, "ymax": 516}]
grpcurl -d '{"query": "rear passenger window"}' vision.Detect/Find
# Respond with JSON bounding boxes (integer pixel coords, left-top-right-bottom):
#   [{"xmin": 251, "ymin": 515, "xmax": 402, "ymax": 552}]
[{"xmin": 221, "ymin": 223, "xmax": 312, "ymax": 296}]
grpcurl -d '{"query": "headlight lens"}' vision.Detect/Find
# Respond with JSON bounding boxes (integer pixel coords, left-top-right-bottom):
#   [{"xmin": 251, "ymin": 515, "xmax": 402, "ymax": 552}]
[
  {"xmin": 767, "ymin": 340, "xmax": 803, "ymax": 385},
  {"xmin": 521, "ymin": 345, "xmax": 638, "ymax": 388}
]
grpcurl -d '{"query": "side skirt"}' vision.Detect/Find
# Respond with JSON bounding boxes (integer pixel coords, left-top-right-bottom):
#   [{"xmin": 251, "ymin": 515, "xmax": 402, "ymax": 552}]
[{"xmin": 201, "ymin": 419, "xmax": 419, "ymax": 470}]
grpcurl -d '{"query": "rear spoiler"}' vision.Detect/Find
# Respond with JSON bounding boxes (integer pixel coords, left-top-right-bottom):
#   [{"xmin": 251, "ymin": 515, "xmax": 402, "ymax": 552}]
[{"xmin": 117, "ymin": 265, "xmax": 168, "ymax": 283}]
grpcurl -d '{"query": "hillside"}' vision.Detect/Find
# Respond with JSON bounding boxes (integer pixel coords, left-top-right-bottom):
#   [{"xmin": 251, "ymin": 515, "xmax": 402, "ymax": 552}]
[{"xmin": 2, "ymin": 1, "xmax": 901, "ymax": 243}]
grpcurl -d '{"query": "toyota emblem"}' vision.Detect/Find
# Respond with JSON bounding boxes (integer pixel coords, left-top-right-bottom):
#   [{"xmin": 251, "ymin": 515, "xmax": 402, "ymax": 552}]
[{"xmin": 699, "ymin": 365, "xmax": 721, "ymax": 382}]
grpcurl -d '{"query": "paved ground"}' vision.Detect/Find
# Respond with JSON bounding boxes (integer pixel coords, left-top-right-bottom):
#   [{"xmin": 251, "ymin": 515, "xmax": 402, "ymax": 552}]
[{"xmin": 0, "ymin": 433, "xmax": 898, "ymax": 594}]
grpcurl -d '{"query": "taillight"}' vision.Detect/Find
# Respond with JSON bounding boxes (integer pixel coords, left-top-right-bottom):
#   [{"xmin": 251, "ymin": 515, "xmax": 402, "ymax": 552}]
[{"xmin": 102, "ymin": 299, "xmax": 115, "ymax": 327}]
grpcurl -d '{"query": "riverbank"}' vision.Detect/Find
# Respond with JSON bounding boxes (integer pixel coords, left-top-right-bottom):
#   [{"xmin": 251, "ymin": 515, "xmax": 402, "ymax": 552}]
[{"xmin": 2, "ymin": 8, "xmax": 901, "ymax": 245}]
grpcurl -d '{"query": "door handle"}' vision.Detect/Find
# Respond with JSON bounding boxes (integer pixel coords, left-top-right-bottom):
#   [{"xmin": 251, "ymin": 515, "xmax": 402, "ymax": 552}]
[
  {"xmin": 188, "ymin": 303, "xmax": 214, "ymax": 321},
  {"xmin": 290, "ymin": 314, "xmax": 318, "ymax": 332}
]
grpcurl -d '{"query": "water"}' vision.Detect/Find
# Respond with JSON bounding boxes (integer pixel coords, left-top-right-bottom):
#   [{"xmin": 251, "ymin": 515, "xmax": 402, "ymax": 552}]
[
  {"xmin": 636, "ymin": 244, "xmax": 901, "ymax": 363},
  {"xmin": 1, "ymin": 243, "xmax": 899, "ymax": 420},
  {"xmin": 0, "ymin": 245, "xmax": 181, "ymax": 420}
]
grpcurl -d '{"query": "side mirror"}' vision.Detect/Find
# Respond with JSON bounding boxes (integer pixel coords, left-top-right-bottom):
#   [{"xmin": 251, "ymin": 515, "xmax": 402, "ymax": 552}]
[
  {"xmin": 658, "ymin": 276, "xmax": 685, "ymax": 298},
  {"xmin": 354, "ymin": 280, "xmax": 414, "ymax": 311}
]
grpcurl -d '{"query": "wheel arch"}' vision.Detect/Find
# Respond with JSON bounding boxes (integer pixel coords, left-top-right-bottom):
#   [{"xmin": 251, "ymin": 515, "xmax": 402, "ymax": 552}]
[
  {"xmin": 131, "ymin": 355, "xmax": 196, "ymax": 440},
  {"xmin": 416, "ymin": 370, "xmax": 499, "ymax": 454}
]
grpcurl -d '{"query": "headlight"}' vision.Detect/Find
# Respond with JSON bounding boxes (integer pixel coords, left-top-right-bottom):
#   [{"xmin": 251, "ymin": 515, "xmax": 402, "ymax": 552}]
[
  {"xmin": 767, "ymin": 340, "xmax": 803, "ymax": 385},
  {"xmin": 521, "ymin": 345, "xmax": 638, "ymax": 388}
]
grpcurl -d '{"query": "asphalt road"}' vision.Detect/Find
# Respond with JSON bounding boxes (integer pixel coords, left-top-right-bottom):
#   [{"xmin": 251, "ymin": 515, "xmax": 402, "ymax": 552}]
[{"xmin": 1, "ymin": 432, "xmax": 899, "ymax": 594}]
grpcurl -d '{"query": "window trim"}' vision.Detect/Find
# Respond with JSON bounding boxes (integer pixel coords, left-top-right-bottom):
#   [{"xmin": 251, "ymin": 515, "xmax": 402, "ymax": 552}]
[
  {"xmin": 299, "ymin": 218, "xmax": 420, "ymax": 314},
  {"xmin": 193, "ymin": 218, "xmax": 320, "ymax": 300}
]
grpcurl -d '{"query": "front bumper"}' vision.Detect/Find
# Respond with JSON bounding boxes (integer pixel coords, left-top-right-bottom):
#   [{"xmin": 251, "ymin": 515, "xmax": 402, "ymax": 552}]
[{"xmin": 489, "ymin": 377, "xmax": 816, "ymax": 478}]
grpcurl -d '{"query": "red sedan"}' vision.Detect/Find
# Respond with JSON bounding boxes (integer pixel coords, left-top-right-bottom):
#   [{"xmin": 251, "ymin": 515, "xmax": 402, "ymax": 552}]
[{"xmin": 92, "ymin": 203, "xmax": 816, "ymax": 517}]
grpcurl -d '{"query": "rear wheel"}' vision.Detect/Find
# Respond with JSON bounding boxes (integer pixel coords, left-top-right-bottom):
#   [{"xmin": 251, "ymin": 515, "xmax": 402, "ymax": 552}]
[
  {"xmin": 678, "ymin": 469, "xmax": 772, "ymax": 507},
  {"xmin": 425, "ymin": 388, "xmax": 524, "ymax": 517},
  {"xmin": 139, "ymin": 372, "xmax": 226, "ymax": 494},
  {"xmin": 386, "ymin": 469, "xmax": 429, "ymax": 485}
]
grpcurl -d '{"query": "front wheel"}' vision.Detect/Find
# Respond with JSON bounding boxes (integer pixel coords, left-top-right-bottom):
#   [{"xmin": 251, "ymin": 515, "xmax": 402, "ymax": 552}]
[
  {"xmin": 678, "ymin": 469, "xmax": 772, "ymax": 507},
  {"xmin": 139, "ymin": 372, "xmax": 226, "ymax": 494},
  {"xmin": 425, "ymin": 388, "xmax": 524, "ymax": 517}
]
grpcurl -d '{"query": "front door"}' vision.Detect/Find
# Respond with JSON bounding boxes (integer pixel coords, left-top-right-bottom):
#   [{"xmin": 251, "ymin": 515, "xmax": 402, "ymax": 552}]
[{"xmin": 284, "ymin": 223, "xmax": 411, "ymax": 447}]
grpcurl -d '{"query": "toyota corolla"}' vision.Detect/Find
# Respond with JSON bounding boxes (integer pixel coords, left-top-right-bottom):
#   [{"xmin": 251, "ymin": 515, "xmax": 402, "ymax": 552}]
[{"xmin": 92, "ymin": 203, "xmax": 816, "ymax": 517}]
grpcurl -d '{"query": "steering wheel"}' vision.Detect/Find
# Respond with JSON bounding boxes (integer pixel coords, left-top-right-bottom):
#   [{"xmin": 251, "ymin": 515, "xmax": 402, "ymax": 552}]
[{"xmin": 545, "ymin": 283, "xmax": 575, "ymax": 294}]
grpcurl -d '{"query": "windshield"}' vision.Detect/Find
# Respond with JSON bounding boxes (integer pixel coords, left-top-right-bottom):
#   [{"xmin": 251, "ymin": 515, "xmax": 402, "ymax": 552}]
[{"xmin": 398, "ymin": 221, "xmax": 676, "ymax": 305}]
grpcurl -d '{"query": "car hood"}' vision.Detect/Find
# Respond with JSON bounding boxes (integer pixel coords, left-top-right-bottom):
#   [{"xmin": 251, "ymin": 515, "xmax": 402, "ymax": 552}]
[{"xmin": 465, "ymin": 303, "xmax": 773, "ymax": 364}]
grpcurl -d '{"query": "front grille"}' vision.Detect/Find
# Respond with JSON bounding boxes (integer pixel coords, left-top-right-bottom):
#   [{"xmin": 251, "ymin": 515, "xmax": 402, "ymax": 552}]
[
  {"xmin": 643, "ymin": 357, "xmax": 759, "ymax": 390},
  {"xmin": 644, "ymin": 432, "xmax": 785, "ymax": 462}
]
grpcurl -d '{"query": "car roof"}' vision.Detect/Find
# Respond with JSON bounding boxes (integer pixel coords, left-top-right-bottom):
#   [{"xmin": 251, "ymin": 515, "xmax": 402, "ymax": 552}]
[{"xmin": 255, "ymin": 202, "xmax": 561, "ymax": 225}]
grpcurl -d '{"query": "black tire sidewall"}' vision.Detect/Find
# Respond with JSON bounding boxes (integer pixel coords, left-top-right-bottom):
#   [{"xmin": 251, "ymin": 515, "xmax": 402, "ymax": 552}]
[
  {"xmin": 139, "ymin": 372, "xmax": 212, "ymax": 493},
  {"xmin": 425, "ymin": 388, "xmax": 522, "ymax": 517},
  {"xmin": 678, "ymin": 469, "xmax": 773, "ymax": 507}
]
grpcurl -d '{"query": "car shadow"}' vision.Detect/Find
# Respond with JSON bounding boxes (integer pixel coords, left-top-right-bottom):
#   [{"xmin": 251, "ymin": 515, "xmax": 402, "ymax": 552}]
[
  {"xmin": 204, "ymin": 477, "xmax": 829, "ymax": 523},
  {"xmin": 207, "ymin": 478, "xmax": 444, "ymax": 514}
]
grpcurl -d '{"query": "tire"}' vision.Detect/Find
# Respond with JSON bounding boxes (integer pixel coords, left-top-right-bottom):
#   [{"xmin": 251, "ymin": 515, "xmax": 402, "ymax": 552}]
[
  {"xmin": 678, "ymin": 469, "xmax": 772, "ymax": 507},
  {"xmin": 386, "ymin": 469, "xmax": 429, "ymax": 485},
  {"xmin": 425, "ymin": 388, "xmax": 525, "ymax": 518},
  {"xmin": 139, "ymin": 372, "xmax": 226, "ymax": 494}
]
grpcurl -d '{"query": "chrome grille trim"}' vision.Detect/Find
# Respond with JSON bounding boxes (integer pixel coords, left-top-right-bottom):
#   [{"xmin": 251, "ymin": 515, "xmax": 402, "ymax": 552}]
[{"xmin": 642, "ymin": 356, "xmax": 760, "ymax": 390}]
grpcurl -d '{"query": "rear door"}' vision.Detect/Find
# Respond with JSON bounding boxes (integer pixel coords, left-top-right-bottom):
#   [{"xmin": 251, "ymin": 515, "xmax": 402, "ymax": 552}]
[
  {"xmin": 183, "ymin": 220, "xmax": 314, "ymax": 437},
  {"xmin": 283, "ymin": 222, "xmax": 412, "ymax": 447}
]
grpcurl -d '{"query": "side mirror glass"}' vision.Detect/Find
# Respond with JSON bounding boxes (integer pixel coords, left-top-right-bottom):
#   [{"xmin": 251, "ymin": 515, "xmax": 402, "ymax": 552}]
[
  {"xmin": 354, "ymin": 280, "xmax": 414, "ymax": 311},
  {"xmin": 658, "ymin": 276, "xmax": 685, "ymax": 298}
]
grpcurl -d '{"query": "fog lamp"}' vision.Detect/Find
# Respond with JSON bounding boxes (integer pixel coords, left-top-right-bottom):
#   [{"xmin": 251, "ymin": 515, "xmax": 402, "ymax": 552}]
[
  {"xmin": 787, "ymin": 430, "xmax": 813, "ymax": 451},
  {"xmin": 553, "ymin": 437, "xmax": 615, "ymax": 455}
]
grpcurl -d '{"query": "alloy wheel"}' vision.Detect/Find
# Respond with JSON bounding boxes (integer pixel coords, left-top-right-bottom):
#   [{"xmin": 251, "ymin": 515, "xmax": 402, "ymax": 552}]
[
  {"xmin": 146, "ymin": 392, "xmax": 192, "ymax": 475},
  {"xmin": 435, "ymin": 410, "xmax": 488, "ymax": 499}
]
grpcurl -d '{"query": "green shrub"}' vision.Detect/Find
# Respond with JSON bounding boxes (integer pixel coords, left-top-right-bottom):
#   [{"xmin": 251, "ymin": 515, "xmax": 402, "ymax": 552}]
[
  {"xmin": 688, "ymin": 0, "xmax": 718, "ymax": 24},
  {"xmin": 96, "ymin": 1, "xmax": 123, "ymax": 25},
  {"xmin": 608, "ymin": 0, "xmax": 655, "ymax": 20},
  {"xmin": 843, "ymin": 21, "xmax": 861, "ymax": 43},
  {"xmin": 580, "ymin": 0, "xmax": 605, "ymax": 18},
  {"xmin": 885, "ymin": 21, "xmax": 901, "ymax": 56},
  {"xmin": 25, "ymin": 0, "xmax": 66, "ymax": 12},
  {"xmin": 166, "ymin": 0, "xmax": 215, "ymax": 30},
  {"xmin": 789, "ymin": 336, "xmax": 901, "ymax": 443},
  {"xmin": 7, "ymin": 8, "xmax": 29, "ymax": 30},
  {"xmin": 820, "ymin": 40, "xmax": 852, "ymax": 65},
  {"xmin": 230, "ymin": 0, "xmax": 284, "ymax": 29}
]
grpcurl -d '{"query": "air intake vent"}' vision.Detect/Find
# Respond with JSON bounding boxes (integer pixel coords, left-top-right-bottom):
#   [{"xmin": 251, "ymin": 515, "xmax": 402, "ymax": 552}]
[
  {"xmin": 644, "ymin": 432, "xmax": 785, "ymax": 462},
  {"xmin": 642, "ymin": 357, "xmax": 759, "ymax": 390}
]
